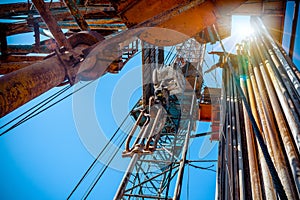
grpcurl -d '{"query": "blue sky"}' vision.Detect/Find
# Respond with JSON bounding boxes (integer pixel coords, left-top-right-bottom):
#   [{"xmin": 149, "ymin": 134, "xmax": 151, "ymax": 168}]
[{"xmin": 0, "ymin": 1, "xmax": 299, "ymax": 200}]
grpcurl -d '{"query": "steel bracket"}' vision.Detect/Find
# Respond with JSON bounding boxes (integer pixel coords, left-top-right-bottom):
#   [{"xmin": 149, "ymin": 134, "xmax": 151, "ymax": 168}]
[{"xmin": 55, "ymin": 47, "xmax": 84, "ymax": 85}]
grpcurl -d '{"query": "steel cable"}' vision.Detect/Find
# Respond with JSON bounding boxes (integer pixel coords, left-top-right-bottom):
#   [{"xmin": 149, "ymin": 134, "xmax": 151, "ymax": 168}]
[
  {"xmin": 67, "ymin": 101, "xmax": 138, "ymax": 199},
  {"xmin": 0, "ymin": 84, "xmax": 71, "ymax": 130},
  {"xmin": 0, "ymin": 81, "xmax": 94, "ymax": 137}
]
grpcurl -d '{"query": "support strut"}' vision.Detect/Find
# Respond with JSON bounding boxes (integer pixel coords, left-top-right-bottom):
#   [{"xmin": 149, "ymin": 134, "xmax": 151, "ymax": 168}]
[{"xmin": 32, "ymin": 0, "xmax": 72, "ymax": 49}]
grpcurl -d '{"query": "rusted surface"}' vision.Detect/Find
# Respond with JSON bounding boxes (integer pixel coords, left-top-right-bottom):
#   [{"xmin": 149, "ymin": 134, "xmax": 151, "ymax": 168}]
[
  {"xmin": 0, "ymin": 29, "xmax": 7, "ymax": 58},
  {"xmin": 1, "ymin": 22, "xmax": 32, "ymax": 36},
  {"xmin": 247, "ymin": 55, "xmax": 277, "ymax": 199},
  {"xmin": 112, "ymin": 0, "xmax": 247, "ymax": 44},
  {"xmin": 249, "ymin": 40, "xmax": 299, "ymax": 200},
  {"xmin": 1, "ymin": 5, "xmax": 116, "ymax": 22},
  {"xmin": 0, "ymin": 55, "xmax": 66, "ymax": 117},
  {"xmin": 237, "ymin": 46, "xmax": 263, "ymax": 200},
  {"xmin": 198, "ymin": 87, "xmax": 221, "ymax": 125},
  {"xmin": 157, "ymin": 1, "xmax": 215, "ymax": 41},
  {"xmin": 39, "ymin": 20, "xmax": 125, "ymax": 31},
  {"xmin": 32, "ymin": 0, "xmax": 72, "ymax": 49},
  {"xmin": 0, "ymin": 2, "xmax": 63, "ymax": 16},
  {"xmin": 214, "ymin": 0, "xmax": 246, "ymax": 15},
  {"xmin": 198, "ymin": 103, "xmax": 212, "ymax": 121},
  {"xmin": 51, "ymin": 6, "xmax": 116, "ymax": 20},
  {"xmin": 135, "ymin": 0, "xmax": 206, "ymax": 28},
  {"xmin": 114, "ymin": 0, "xmax": 218, "ymax": 45},
  {"xmin": 0, "ymin": 42, "xmax": 89, "ymax": 117},
  {"xmin": 0, "ymin": 45, "xmax": 53, "ymax": 54},
  {"xmin": 113, "ymin": 0, "xmax": 191, "ymax": 27},
  {"xmin": 64, "ymin": 0, "xmax": 90, "ymax": 31},
  {"xmin": 0, "ymin": 31, "xmax": 102, "ymax": 117},
  {"xmin": 0, "ymin": 61, "xmax": 42, "ymax": 75},
  {"xmin": 39, "ymin": 17, "xmax": 122, "ymax": 25},
  {"xmin": 137, "ymin": 1, "xmax": 216, "ymax": 45},
  {"xmin": 2, "ymin": 55, "xmax": 45, "ymax": 62}
]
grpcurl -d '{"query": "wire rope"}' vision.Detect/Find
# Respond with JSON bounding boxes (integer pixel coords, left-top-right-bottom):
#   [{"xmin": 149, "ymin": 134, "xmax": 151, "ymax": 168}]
[
  {"xmin": 82, "ymin": 130, "xmax": 128, "ymax": 199},
  {"xmin": 0, "ymin": 85, "xmax": 71, "ymax": 129},
  {"xmin": 67, "ymin": 101, "xmax": 138, "ymax": 199},
  {"xmin": 0, "ymin": 81, "xmax": 94, "ymax": 137},
  {"xmin": 188, "ymin": 163, "xmax": 216, "ymax": 173},
  {"xmin": 165, "ymin": 46, "xmax": 175, "ymax": 64}
]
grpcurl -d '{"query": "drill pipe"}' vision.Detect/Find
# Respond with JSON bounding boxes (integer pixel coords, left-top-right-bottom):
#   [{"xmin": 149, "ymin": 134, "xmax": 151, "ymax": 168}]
[
  {"xmin": 277, "ymin": 44, "xmax": 300, "ymax": 83},
  {"xmin": 249, "ymin": 39, "xmax": 299, "ymax": 199},
  {"xmin": 236, "ymin": 45, "xmax": 263, "ymax": 199},
  {"xmin": 233, "ymin": 66, "xmax": 246, "ymax": 200},
  {"xmin": 254, "ymin": 29, "xmax": 300, "ymax": 154},
  {"xmin": 217, "ymin": 70, "xmax": 227, "ymax": 200},
  {"xmin": 259, "ymin": 34, "xmax": 300, "ymax": 120},
  {"xmin": 252, "ymin": 35, "xmax": 300, "ymax": 195},
  {"xmin": 243, "ymin": 43, "xmax": 277, "ymax": 200},
  {"xmin": 226, "ymin": 68, "xmax": 235, "ymax": 199},
  {"xmin": 252, "ymin": 17, "xmax": 300, "ymax": 99}
]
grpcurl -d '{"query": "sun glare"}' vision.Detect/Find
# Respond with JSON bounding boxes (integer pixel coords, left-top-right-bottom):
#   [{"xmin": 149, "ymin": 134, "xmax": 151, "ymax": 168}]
[{"xmin": 231, "ymin": 15, "xmax": 254, "ymax": 39}]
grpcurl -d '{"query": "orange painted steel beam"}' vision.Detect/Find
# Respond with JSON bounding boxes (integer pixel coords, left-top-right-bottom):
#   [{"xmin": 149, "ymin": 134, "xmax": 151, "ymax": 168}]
[{"xmin": 112, "ymin": 0, "xmax": 247, "ymax": 45}]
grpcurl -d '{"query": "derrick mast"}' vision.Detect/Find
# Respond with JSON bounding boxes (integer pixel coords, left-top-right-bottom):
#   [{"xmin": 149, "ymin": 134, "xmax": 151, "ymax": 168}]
[{"xmin": 115, "ymin": 39, "xmax": 206, "ymax": 199}]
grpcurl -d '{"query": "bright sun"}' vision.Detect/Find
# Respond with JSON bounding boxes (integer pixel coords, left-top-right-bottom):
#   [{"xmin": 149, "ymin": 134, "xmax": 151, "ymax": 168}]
[{"xmin": 231, "ymin": 15, "xmax": 254, "ymax": 38}]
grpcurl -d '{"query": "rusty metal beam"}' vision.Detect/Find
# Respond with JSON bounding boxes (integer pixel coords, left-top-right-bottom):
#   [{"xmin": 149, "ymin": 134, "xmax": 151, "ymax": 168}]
[
  {"xmin": 135, "ymin": 0, "xmax": 206, "ymax": 28},
  {"xmin": 0, "ymin": 31, "xmax": 102, "ymax": 117},
  {"xmin": 0, "ymin": 2, "xmax": 63, "ymax": 15},
  {"xmin": 0, "ymin": 29, "xmax": 7, "ymax": 58},
  {"xmin": 0, "ymin": 61, "xmax": 41, "ymax": 75},
  {"xmin": 38, "ymin": 19, "xmax": 124, "ymax": 30},
  {"xmin": 32, "ymin": 0, "xmax": 72, "ymax": 49},
  {"xmin": 0, "ymin": 43, "xmax": 89, "ymax": 117},
  {"xmin": 1, "ymin": 22, "xmax": 33, "ymax": 36},
  {"xmin": 50, "ymin": 6, "xmax": 116, "ymax": 19},
  {"xmin": 2, "ymin": 55, "xmax": 45, "ymax": 62},
  {"xmin": 0, "ymin": 6, "xmax": 116, "ymax": 21},
  {"xmin": 33, "ymin": 20, "xmax": 40, "ymax": 50},
  {"xmin": 0, "ymin": 57, "xmax": 65, "ymax": 117},
  {"xmin": 64, "ymin": 0, "xmax": 90, "ymax": 31},
  {"xmin": 0, "ymin": 45, "xmax": 52, "ymax": 54}
]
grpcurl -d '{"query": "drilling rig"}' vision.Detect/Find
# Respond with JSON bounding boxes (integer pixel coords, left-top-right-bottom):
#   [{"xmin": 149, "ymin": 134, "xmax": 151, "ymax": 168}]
[{"xmin": 1, "ymin": 0, "xmax": 300, "ymax": 199}]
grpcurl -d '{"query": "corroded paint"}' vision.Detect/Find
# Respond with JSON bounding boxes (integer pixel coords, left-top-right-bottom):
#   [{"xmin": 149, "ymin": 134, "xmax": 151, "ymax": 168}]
[
  {"xmin": 0, "ymin": 56, "xmax": 66, "ymax": 117},
  {"xmin": 113, "ymin": 0, "xmax": 247, "ymax": 45},
  {"xmin": 0, "ymin": 61, "xmax": 42, "ymax": 75},
  {"xmin": 64, "ymin": 0, "xmax": 90, "ymax": 31},
  {"xmin": 0, "ymin": 43, "xmax": 90, "ymax": 117}
]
